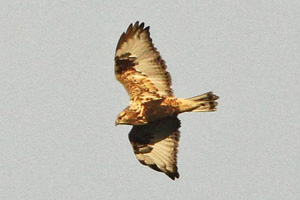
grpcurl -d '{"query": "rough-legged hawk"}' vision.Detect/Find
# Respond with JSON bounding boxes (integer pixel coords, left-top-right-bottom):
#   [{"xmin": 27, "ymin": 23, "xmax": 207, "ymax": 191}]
[{"xmin": 115, "ymin": 22, "xmax": 219, "ymax": 180}]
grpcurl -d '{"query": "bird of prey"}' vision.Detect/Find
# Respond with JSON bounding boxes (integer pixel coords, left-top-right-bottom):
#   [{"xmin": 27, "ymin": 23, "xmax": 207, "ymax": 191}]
[{"xmin": 115, "ymin": 21, "xmax": 219, "ymax": 180}]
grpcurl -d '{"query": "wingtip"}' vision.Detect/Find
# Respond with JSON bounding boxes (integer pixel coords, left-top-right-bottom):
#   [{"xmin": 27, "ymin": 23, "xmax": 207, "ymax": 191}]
[
  {"xmin": 132, "ymin": 21, "xmax": 149, "ymax": 31},
  {"xmin": 167, "ymin": 171, "xmax": 180, "ymax": 180}
]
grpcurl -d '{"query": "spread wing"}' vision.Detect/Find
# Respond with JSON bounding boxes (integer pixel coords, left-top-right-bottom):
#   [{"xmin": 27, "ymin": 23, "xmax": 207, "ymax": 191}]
[
  {"xmin": 128, "ymin": 116, "xmax": 180, "ymax": 180},
  {"xmin": 115, "ymin": 21, "xmax": 173, "ymax": 102}
]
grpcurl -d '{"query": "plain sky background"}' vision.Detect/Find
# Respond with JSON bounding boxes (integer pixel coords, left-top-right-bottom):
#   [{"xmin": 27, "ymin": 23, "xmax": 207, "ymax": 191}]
[{"xmin": 1, "ymin": 1, "xmax": 299, "ymax": 199}]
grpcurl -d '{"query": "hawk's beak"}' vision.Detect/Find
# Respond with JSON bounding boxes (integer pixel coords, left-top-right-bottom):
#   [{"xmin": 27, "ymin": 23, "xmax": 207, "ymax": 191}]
[{"xmin": 115, "ymin": 121, "xmax": 118, "ymax": 126}]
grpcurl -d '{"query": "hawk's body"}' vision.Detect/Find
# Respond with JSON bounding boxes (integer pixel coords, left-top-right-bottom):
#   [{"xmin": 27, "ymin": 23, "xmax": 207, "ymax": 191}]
[{"xmin": 115, "ymin": 22, "xmax": 219, "ymax": 180}]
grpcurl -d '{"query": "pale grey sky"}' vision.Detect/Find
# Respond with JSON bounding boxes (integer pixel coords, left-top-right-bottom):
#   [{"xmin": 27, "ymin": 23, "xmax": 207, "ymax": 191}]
[{"xmin": 1, "ymin": 1, "xmax": 299, "ymax": 199}]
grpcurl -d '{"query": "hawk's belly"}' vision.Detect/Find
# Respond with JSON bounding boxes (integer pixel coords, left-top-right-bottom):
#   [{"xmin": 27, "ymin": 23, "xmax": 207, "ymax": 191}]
[
  {"xmin": 127, "ymin": 97, "xmax": 199, "ymax": 125},
  {"xmin": 140, "ymin": 98, "xmax": 180, "ymax": 124}
]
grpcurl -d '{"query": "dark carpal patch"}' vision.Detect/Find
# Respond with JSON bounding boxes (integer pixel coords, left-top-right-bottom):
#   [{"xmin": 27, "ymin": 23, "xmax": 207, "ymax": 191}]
[{"xmin": 115, "ymin": 53, "xmax": 138, "ymax": 74}]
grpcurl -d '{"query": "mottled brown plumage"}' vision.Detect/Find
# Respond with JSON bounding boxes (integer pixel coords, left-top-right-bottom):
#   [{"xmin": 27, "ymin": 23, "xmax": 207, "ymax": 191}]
[{"xmin": 115, "ymin": 21, "xmax": 219, "ymax": 180}]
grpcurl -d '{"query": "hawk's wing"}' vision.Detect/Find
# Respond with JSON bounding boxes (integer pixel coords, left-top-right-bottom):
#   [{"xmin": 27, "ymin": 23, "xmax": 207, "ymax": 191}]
[
  {"xmin": 128, "ymin": 116, "xmax": 180, "ymax": 180},
  {"xmin": 115, "ymin": 22, "xmax": 173, "ymax": 102}
]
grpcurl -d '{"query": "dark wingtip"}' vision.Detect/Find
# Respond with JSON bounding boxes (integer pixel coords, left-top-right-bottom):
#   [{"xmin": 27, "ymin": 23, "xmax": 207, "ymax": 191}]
[
  {"xmin": 138, "ymin": 21, "xmax": 144, "ymax": 28},
  {"xmin": 133, "ymin": 21, "xmax": 149, "ymax": 32},
  {"xmin": 117, "ymin": 21, "xmax": 150, "ymax": 50},
  {"xmin": 206, "ymin": 91, "xmax": 219, "ymax": 100},
  {"xmin": 167, "ymin": 171, "xmax": 180, "ymax": 180}
]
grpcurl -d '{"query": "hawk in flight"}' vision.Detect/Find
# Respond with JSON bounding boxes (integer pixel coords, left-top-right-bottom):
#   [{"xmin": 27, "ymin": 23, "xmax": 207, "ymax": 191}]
[{"xmin": 115, "ymin": 22, "xmax": 219, "ymax": 180}]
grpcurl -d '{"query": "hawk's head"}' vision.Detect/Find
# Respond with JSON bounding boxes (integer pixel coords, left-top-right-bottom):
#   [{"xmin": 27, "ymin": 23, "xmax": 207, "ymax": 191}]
[
  {"xmin": 115, "ymin": 111, "xmax": 130, "ymax": 126},
  {"xmin": 116, "ymin": 107, "xmax": 147, "ymax": 126}
]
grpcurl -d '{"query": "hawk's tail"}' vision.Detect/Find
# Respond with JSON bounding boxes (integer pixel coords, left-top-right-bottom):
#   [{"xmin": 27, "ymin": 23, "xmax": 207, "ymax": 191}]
[{"xmin": 187, "ymin": 92, "xmax": 219, "ymax": 112}]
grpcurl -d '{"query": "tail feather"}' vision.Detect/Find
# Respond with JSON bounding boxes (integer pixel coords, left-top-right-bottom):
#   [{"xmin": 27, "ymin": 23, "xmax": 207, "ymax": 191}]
[{"xmin": 187, "ymin": 92, "xmax": 219, "ymax": 112}]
